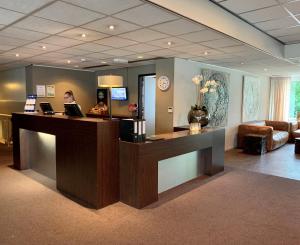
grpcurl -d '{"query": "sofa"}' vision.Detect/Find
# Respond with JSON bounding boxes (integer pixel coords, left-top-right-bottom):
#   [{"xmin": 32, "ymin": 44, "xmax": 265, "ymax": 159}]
[
  {"xmin": 238, "ymin": 120, "xmax": 290, "ymax": 152},
  {"xmin": 289, "ymin": 121, "xmax": 300, "ymax": 140}
]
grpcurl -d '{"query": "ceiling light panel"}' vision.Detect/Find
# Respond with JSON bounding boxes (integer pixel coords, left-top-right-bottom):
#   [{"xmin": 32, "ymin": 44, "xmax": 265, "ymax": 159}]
[
  {"xmin": 147, "ymin": 37, "xmax": 191, "ymax": 48},
  {"xmin": 113, "ymin": 4, "xmax": 178, "ymax": 27},
  {"xmin": 63, "ymin": 0, "xmax": 143, "ymax": 15},
  {"xmin": 13, "ymin": 16, "xmax": 74, "ymax": 35},
  {"xmin": 83, "ymin": 17, "xmax": 140, "ymax": 35},
  {"xmin": 34, "ymin": 1, "xmax": 104, "ymax": 25},
  {"xmin": 0, "ymin": 8, "xmax": 24, "ymax": 25}
]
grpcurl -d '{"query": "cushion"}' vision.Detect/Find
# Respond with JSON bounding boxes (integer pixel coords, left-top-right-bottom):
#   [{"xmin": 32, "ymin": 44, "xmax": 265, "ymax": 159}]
[
  {"xmin": 293, "ymin": 129, "xmax": 300, "ymax": 138},
  {"xmin": 272, "ymin": 130, "xmax": 289, "ymax": 150}
]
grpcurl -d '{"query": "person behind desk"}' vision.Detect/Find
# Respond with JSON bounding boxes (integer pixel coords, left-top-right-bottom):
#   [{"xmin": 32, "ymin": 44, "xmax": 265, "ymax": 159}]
[{"xmin": 64, "ymin": 90, "xmax": 81, "ymax": 110}]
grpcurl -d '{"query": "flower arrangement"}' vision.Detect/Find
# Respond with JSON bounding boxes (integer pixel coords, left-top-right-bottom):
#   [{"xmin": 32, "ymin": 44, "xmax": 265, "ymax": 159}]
[{"xmin": 192, "ymin": 74, "xmax": 218, "ymax": 107}]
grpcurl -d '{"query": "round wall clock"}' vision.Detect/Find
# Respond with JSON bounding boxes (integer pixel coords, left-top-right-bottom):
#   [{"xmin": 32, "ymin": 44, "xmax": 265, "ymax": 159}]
[{"xmin": 157, "ymin": 76, "xmax": 170, "ymax": 91}]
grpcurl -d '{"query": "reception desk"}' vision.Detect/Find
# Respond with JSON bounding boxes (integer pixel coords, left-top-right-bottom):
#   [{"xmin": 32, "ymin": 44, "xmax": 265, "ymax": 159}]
[
  {"xmin": 12, "ymin": 113, "xmax": 119, "ymax": 209},
  {"xmin": 119, "ymin": 128, "xmax": 225, "ymax": 209}
]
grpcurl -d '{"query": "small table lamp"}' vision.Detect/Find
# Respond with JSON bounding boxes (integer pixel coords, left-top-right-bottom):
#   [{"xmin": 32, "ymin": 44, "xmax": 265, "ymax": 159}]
[{"xmin": 98, "ymin": 75, "xmax": 124, "ymax": 120}]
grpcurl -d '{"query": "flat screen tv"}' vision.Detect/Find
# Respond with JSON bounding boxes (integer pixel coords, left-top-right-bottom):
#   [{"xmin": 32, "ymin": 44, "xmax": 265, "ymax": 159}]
[{"xmin": 111, "ymin": 87, "xmax": 128, "ymax": 101}]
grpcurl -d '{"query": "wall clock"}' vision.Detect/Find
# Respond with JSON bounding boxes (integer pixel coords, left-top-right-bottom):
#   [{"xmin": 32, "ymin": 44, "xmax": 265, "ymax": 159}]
[{"xmin": 157, "ymin": 76, "xmax": 170, "ymax": 91}]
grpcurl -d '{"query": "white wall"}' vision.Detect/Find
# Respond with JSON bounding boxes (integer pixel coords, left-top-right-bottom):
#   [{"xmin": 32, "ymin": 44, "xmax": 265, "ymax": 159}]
[{"xmin": 173, "ymin": 58, "xmax": 270, "ymax": 150}]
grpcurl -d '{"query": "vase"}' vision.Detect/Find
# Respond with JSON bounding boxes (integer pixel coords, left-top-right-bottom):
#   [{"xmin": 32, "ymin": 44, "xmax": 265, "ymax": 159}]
[{"xmin": 187, "ymin": 105, "xmax": 209, "ymax": 127}]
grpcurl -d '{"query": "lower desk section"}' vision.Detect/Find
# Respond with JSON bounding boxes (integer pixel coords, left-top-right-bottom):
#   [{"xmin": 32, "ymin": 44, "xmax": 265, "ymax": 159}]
[
  {"xmin": 12, "ymin": 113, "xmax": 119, "ymax": 209},
  {"xmin": 120, "ymin": 128, "xmax": 225, "ymax": 209}
]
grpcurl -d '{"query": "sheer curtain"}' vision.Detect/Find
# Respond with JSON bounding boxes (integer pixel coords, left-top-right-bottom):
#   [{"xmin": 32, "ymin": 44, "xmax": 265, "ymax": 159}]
[{"xmin": 269, "ymin": 77, "xmax": 291, "ymax": 121}]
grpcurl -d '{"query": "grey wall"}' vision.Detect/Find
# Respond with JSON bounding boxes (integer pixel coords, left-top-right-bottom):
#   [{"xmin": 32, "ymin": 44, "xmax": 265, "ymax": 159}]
[
  {"xmin": 155, "ymin": 58, "xmax": 174, "ymax": 134},
  {"xmin": 173, "ymin": 58, "xmax": 270, "ymax": 150},
  {"xmin": 96, "ymin": 64, "xmax": 155, "ymax": 116},
  {"xmin": 0, "ymin": 67, "xmax": 26, "ymax": 114},
  {"xmin": 26, "ymin": 65, "xmax": 96, "ymax": 113}
]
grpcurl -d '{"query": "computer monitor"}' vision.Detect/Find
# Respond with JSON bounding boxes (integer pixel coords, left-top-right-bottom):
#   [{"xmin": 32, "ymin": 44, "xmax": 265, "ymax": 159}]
[
  {"xmin": 64, "ymin": 103, "xmax": 84, "ymax": 117},
  {"xmin": 111, "ymin": 87, "xmax": 128, "ymax": 101},
  {"xmin": 40, "ymin": 102, "xmax": 54, "ymax": 115}
]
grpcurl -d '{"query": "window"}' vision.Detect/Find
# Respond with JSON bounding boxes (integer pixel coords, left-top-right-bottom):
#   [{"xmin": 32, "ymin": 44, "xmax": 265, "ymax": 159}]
[{"xmin": 289, "ymin": 79, "xmax": 300, "ymax": 120}]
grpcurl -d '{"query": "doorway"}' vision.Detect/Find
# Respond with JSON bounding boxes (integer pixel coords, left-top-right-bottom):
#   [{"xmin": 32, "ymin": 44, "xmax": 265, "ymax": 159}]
[{"xmin": 138, "ymin": 74, "xmax": 156, "ymax": 136}]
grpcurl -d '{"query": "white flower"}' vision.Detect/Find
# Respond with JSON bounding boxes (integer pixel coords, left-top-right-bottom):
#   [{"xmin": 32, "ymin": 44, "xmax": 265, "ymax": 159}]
[
  {"xmin": 200, "ymin": 87, "xmax": 208, "ymax": 94},
  {"xmin": 192, "ymin": 74, "xmax": 203, "ymax": 85},
  {"xmin": 210, "ymin": 80, "xmax": 217, "ymax": 86},
  {"xmin": 209, "ymin": 88, "xmax": 216, "ymax": 93}
]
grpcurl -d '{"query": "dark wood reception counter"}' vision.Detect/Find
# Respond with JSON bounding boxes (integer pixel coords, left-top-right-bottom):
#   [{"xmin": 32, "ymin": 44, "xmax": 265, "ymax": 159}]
[
  {"xmin": 12, "ymin": 112, "xmax": 119, "ymax": 209},
  {"xmin": 119, "ymin": 128, "xmax": 225, "ymax": 209}
]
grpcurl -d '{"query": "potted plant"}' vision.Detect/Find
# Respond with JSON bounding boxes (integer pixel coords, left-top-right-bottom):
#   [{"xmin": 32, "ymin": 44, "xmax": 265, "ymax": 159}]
[{"xmin": 188, "ymin": 75, "xmax": 218, "ymax": 127}]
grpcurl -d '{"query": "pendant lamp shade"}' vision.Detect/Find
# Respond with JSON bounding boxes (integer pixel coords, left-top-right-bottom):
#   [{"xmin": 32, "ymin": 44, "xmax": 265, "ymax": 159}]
[{"xmin": 98, "ymin": 75, "xmax": 123, "ymax": 88}]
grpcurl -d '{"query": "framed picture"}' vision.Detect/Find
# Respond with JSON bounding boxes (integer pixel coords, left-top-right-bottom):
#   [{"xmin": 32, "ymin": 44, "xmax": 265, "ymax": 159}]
[
  {"xmin": 46, "ymin": 85, "xmax": 55, "ymax": 97},
  {"xmin": 36, "ymin": 85, "xmax": 46, "ymax": 98}
]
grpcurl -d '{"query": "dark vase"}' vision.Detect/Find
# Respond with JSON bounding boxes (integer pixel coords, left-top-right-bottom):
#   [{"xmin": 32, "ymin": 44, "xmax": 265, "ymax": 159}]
[{"xmin": 187, "ymin": 105, "xmax": 209, "ymax": 127}]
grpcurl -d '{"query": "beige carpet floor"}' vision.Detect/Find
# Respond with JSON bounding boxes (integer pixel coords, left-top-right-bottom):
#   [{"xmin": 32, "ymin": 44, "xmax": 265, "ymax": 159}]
[{"xmin": 1, "ymin": 145, "xmax": 300, "ymax": 244}]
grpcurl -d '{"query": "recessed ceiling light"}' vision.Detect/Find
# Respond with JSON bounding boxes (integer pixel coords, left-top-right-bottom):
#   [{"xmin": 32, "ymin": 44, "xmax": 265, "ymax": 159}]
[
  {"xmin": 204, "ymin": 51, "xmax": 209, "ymax": 56},
  {"xmin": 167, "ymin": 41, "xmax": 173, "ymax": 46},
  {"xmin": 42, "ymin": 45, "xmax": 46, "ymax": 50},
  {"xmin": 81, "ymin": 58, "xmax": 86, "ymax": 62},
  {"xmin": 74, "ymin": 65, "xmax": 79, "ymax": 68},
  {"xmin": 241, "ymin": 62, "xmax": 244, "ymax": 65},
  {"xmin": 67, "ymin": 60, "xmax": 71, "ymax": 64},
  {"xmin": 108, "ymin": 25, "xmax": 115, "ymax": 30},
  {"xmin": 101, "ymin": 61, "xmax": 107, "ymax": 64},
  {"xmin": 15, "ymin": 53, "xmax": 19, "ymax": 57},
  {"xmin": 81, "ymin": 33, "xmax": 86, "ymax": 38},
  {"xmin": 264, "ymin": 68, "xmax": 268, "ymax": 72},
  {"xmin": 137, "ymin": 55, "xmax": 143, "ymax": 59}
]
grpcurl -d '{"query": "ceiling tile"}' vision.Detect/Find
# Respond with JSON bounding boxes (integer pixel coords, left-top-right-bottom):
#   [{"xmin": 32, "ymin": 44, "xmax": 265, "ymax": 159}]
[
  {"xmin": 150, "ymin": 19, "xmax": 206, "ymax": 35},
  {"xmin": 58, "ymin": 28, "xmax": 108, "ymax": 41},
  {"xmin": 220, "ymin": 0, "xmax": 277, "ymax": 14},
  {"xmin": 220, "ymin": 45, "xmax": 254, "ymax": 54},
  {"xmin": 34, "ymin": 1, "xmax": 104, "ymax": 25},
  {"xmin": 102, "ymin": 48, "xmax": 135, "ymax": 56},
  {"xmin": 37, "ymin": 52, "xmax": 73, "ymax": 59},
  {"xmin": 94, "ymin": 36, "xmax": 137, "ymax": 48},
  {"xmin": 144, "ymin": 48, "xmax": 180, "ymax": 57},
  {"xmin": 56, "ymin": 47, "xmax": 92, "ymax": 56},
  {"xmin": 83, "ymin": 17, "xmax": 140, "ymax": 35},
  {"xmin": 200, "ymin": 38, "xmax": 242, "ymax": 48},
  {"xmin": 13, "ymin": 16, "xmax": 73, "ymax": 34},
  {"xmin": 0, "ymin": 35, "xmax": 31, "ymax": 46},
  {"xmin": 170, "ymin": 44, "xmax": 209, "ymax": 55},
  {"xmin": 122, "ymin": 43, "xmax": 160, "ymax": 52},
  {"xmin": 0, "ymin": 0, "xmax": 54, "ymax": 14},
  {"xmin": 285, "ymin": 1, "xmax": 300, "ymax": 15},
  {"xmin": 147, "ymin": 37, "xmax": 191, "ymax": 48},
  {"xmin": 119, "ymin": 29, "xmax": 169, "ymax": 42},
  {"xmin": 1, "ymin": 50, "xmax": 36, "ymax": 59},
  {"xmin": 255, "ymin": 16, "xmax": 298, "ymax": 31},
  {"xmin": 0, "ymin": 8, "xmax": 24, "ymax": 25},
  {"xmin": 0, "ymin": 27, "xmax": 49, "ymax": 41},
  {"xmin": 85, "ymin": 52, "xmax": 113, "ymax": 59},
  {"xmin": 24, "ymin": 42, "xmax": 64, "ymax": 52},
  {"xmin": 113, "ymin": 4, "xmax": 178, "ymax": 27},
  {"xmin": 74, "ymin": 42, "xmax": 112, "ymax": 52},
  {"xmin": 0, "ymin": 44, "xmax": 17, "ymax": 51},
  {"xmin": 124, "ymin": 53, "xmax": 155, "ymax": 61},
  {"xmin": 267, "ymin": 26, "xmax": 300, "ymax": 37},
  {"xmin": 6, "ymin": 47, "xmax": 47, "ymax": 56},
  {"xmin": 179, "ymin": 29, "xmax": 225, "ymax": 42},
  {"xmin": 40, "ymin": 35, "xmax": 84, "ymax": 47},
  {"xmin": 277, "ymin": 33, "xmax": 300, "ymax": 43},
  {"xmin": 240, "ymin": 6, "xmax": 287, "ymax": 23},
  {"xmin": 63, "ymin": 0, "xmax": 143, "ymax": 15}
]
